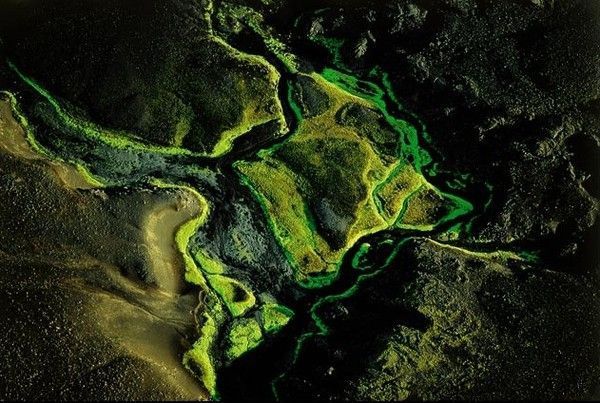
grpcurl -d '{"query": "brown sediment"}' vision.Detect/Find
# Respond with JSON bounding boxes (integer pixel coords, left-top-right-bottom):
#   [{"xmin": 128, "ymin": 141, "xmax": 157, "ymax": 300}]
[
  {"xmin": 67, "ymin": 257, "xmax": 208, "ymax": 400},
  {"xmin": 0, "ymin": 96, "xmax": 209, "ymax": 399},
  {"xmin": 143, "ymin": 191, "xmax": 202, "ymax": 294},
  {"xmin": 0, "ymin": 99, "xmax": 38, "ymax": 159},
  {"xmin": 0, "ymin": 97, "xmax": 99, "ymax": 189},
  {"xmin": 1, "ymin": 96, "xmax": 201, "ymax": 295}
]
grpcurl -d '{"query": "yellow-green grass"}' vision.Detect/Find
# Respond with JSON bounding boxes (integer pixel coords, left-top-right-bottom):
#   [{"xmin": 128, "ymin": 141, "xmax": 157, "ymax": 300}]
[
  {"xmin": 205, "ymin": 36, "xmax": 287, "ymax": 157},
  {"xmin": 9, "ymin": 61, "xmax": 198, "ymax": 156},
  {"xmin": 206, "ymin": 274, "xmax": 257, "ymax": 317},
  {"xmin": 74, "ymin": 163, "xmax": 106, "ymax": 188},
  {"xmin": 9, "ymin": 34, "xmax": 287, "ymax": 158},
  {"xmin": 259, "ymin": 303, "xmax": 294, "ymax": 334},
  {"xmin": 425, "ymin": 239, "xmax": 528, "ymax": 264},
  {"xmin": 194, "ymin": 249, "xmax": 226, "ymax": 275},
  {"xmin": 1, "ymin": 91, "xmax": 106, "ymax": 188},
  {"xmin": 236, "ymin": 73, "xmax": 452, "ymax": 288},
  {"xmin": 395, "ymin": 184, "xmax": 472, "ymax": 232},
  {"xmin": 373, "ymin": 163, "xmax": 424, "ymax": 224},
  {"xmin": 226, "ymin": 318, "xmax": 263, "ymax": 361},
  {"xmin": 149, "ymin": 179, "xmax": 223, "ymax": 398}
]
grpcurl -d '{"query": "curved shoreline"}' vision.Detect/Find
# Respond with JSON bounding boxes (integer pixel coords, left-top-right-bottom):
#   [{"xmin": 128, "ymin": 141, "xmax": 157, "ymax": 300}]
[
  {"xmin": 143, "ymin": 193, "xmax": 201, "ymax": 295},
  {"xmin": 1, "ymin": 91, "xmax": 221, "ymax": 399}
]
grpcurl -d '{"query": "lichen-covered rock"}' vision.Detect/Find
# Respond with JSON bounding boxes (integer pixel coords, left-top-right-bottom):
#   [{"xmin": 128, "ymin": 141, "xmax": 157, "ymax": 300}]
[{"xmin": 1, "ymin": 0, "xmax": 286, "ymax": 156}]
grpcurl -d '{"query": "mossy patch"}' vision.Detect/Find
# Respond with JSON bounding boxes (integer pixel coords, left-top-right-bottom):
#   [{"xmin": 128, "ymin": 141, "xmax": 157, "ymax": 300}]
[
  {"xmin": 207, "ymin": 274, "xmax": 256, "ymax": 317},
  {"xmin": 225, "ymin": 318, "xmax": 263, "ymax": 361},
  {"xmin": 259, "ymin": 303, "xmax": 294, "ymax": 334},
  {"xmin": 181, "ymin": 36, "xmax": 287, "ymax": 156},
  {"xmin": 373, "ymin": 163, "xmax": 424, "ymax": 224},
  {"xmin": 236, "ymin": 72, "xmax": 457, "ymax": 287},
  {"xmin": 10, "ymin": 33, "xmax": 286, "ymax": 158},
  {"xmin": 194, "ymin": 249, "xmax": 226, "ymax": 275}
]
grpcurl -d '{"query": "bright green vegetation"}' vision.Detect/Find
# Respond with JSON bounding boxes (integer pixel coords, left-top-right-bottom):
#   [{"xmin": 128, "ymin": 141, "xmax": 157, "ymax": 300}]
[
  {"xmin": 259, "ymin": 62, "xmax": 477, "ymax": 399},
  {"xmin": 150, "ymin": 180, "xmax": 210, "ymax": 285},
  {"xmin": 310, "ymin": 239, "xmax": 410, "ymax": 333},
  {"xmin": 426, "ymin": 239, "xmax": 531, "ymax": 264},
  {"xmin": 9, "ymin": 61, "xmax": 197, "ymax": 157},
  {"xmin": 218, "ymin": 301, "xmax": 294, "ymax": 363},
  {"xmin": 9, "ymin": 33, "xmax": 287, "ymax": 158},
  {"xmin": 148, "ymin": 180, "xmax": 224, "ymax": 398},
  {"xmin": 318, "ymin": 68, "xmax": 473, "ymax": 229},
  {"xmin": 201, "ymin": 36, "xmax": 288, "ymax": 156},
  {"xmin": 75, "ymin": 164, "xmax": 106, "ymax": 188},
  {"xmin": 259, "ymin": 303, "xmax": 295, "ymax": 334},
  {"xmin": 237, "ymin": 69, "xmax": 471, "ymax": 288},
  {"xmin": 7, "ymin": 48, "xmax": 494, "ymax": 400},
  {"xmin": 320, "ymin": 68, "xmax": 433, "ymax": 174},
  {"xmin": 8, "ymin": 39, "xmax": 290, "ymax": 397},
  {"xmin": 0, "ymin": 90, "xmax": 54, "ymax": 158},
  {"xmin": 351, "ymin": 243, "xmax": 372, "ymax": 270},
  {"xmin": 194, "ymin": 249, "xmax": 226, "ymax": 275},
  {"xmin": 374, "ymin": 165, "xmax": 424, "ymax": 224},
  {"xmin": 207, "ymin": 274, "xmax": 257, "ymax": 317},
  {"xmin": 272, "ymin": 238, "xmax": 412, "ymax": 399},
  {"xmin": 236, "ymin": 73, "xmax": 393, "ymax": 287},
  {"xmin": 184, "ymin": 302, "xmax": 224, "ymax": 400},
  {"xmin": 226, "ymin": 318, "xmax": 263, "ymax": 361},
  {"xmin": 9, "ymin": 44, "xmax": 283, "ymax": 395},
  {"xmin": 2, "ymin": 90, "xmax": 107, "ymax": 188},
  {"xmin": 395, "ymin": 185, "xmax": 473, "ymax": 231}
]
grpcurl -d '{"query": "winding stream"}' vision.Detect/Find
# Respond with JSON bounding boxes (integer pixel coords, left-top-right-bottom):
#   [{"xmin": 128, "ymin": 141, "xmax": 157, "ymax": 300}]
[{"xmin": 217, "ymin": 65, "xmax": 481, "ymax": 400}]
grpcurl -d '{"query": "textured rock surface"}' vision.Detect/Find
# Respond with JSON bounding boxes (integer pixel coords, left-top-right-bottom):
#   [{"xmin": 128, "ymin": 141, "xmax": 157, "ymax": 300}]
[
  {"xmin": 0, "ymin": 98, "xmax": 208, "ymax": 399},
  {"xmin": 277, "ymin": 239, "xmax": 599, "ymax": 400}
]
